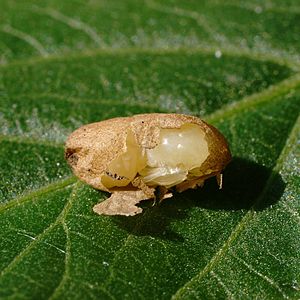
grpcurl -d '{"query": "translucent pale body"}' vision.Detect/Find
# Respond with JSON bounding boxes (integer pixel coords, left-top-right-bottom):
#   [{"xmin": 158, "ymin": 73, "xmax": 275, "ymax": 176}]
[
  {"xmin": 101, "ymin": 123, "xmax": 209, "ymax": 188},
  {"xmin": 140, "ymin": 124, "xmax": 209, "ymax": 187},
  {"xmin": 139, "ymin": 166, "xmax": 187, "ymax": 187},
  {"xmin": 101, "ymin": 131, "xmax": 147, "ymax": 188}
]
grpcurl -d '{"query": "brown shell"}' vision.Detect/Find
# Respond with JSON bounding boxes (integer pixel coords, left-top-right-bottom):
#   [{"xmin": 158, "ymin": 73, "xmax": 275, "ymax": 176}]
[
  {"xmin": 65, "ymin": 113, "xmax": 231, "ymax": 216},
  {"xmin": 65, "ymin": 113, "xmax": 231, "ymax": 191}
]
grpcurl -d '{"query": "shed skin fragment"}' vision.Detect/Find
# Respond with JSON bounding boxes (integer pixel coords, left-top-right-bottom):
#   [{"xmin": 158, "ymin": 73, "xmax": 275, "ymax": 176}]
[
  {"xmin": 65, "ymin": 113, "xmax": 231, "ymax": 216},
  {"xmin": 93, "ymin": 188, "xmax": 173, "ymax": 216},
  {"xmin": 93, "ymin": 190, "xmax": 149, "ymax": 216}
]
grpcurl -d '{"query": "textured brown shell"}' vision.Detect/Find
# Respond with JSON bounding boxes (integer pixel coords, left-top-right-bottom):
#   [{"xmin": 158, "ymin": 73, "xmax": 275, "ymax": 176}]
[{"xmin": 65, "ymin": 113, "xmax": 231, "ymax": 192}]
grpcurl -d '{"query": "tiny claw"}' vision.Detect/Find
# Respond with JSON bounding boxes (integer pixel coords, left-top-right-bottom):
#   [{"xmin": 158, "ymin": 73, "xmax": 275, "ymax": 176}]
[
  {"xmin": 216, "ymin": 173, "xmax": 223, "ymax": 189},
  {"xmin": 93, "ymin": 190, "xmax": 149, "ymax": 216}
]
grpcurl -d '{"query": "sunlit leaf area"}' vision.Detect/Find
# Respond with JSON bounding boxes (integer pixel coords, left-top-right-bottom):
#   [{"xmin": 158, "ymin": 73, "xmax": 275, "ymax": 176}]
[{"xmin": 0, "ymin": 1, "xmax": 299, "ymax": 299}]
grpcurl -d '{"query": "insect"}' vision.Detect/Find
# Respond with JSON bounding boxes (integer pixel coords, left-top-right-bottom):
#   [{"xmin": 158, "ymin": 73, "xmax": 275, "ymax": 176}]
[{"xmin": 65, "ymin": 113, "xmax": 231, "ymax": 216}]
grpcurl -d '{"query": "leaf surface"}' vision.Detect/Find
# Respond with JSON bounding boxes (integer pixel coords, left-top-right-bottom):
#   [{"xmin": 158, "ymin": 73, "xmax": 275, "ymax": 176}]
[{"xmin": 0, "ymin": 1, "xmax": 299, "ymax": 299}]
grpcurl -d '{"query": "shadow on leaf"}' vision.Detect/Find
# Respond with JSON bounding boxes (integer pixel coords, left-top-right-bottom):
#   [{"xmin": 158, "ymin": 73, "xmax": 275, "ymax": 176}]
[{"xmin": 113, "ymin": 157, "xmax": 285, "ymax": 241}]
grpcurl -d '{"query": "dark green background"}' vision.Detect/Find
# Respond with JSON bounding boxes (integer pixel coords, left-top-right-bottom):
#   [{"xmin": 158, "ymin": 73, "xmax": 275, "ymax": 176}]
[{"xmin": 0, "ymin": 1, "xmax": 299, "ymax": 299}]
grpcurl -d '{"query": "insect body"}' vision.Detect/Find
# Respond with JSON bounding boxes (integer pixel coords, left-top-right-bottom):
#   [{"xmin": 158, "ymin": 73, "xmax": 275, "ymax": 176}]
[{"xmin": 65, "ymin": 113, "xmax": 231, "ymax": 216}]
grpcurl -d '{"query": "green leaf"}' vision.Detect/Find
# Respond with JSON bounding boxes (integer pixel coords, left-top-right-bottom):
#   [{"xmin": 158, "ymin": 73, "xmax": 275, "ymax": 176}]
[{"xmin": 0, "ymin": 1, "xmax": 299, "ymax": 299}]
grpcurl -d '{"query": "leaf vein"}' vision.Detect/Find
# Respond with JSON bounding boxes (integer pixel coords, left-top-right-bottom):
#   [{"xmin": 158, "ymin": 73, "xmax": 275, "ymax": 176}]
[
  {"xmin": 145, "ymin": 0, "xmax": 224, "ymax": 42},
  {"xmin": 2, "ymin": 73, "xmax": 299, "ymax": 148},
  {"xmin": 204, "ymin": 73, "xmax": 300, "ymax": 124},
  {"xmin": 0, "ymin": 176, "xmax": 76, "ymax": 213},
  {"xmin": 15, "ymin": 230, "xmax": 65, "ymax": 254},
  {"xmin": 99, "ymin": 209, "xmax": 155, "ymax": 291},
  {"xmin": 171, "ymin": 114, "xmax": 300, "ymax": 299},
  {"xmin": 34, "ymin": 7, "xmax": 105, "ymax": 47},
  {"xmin": 1, "ymin": 24, "xmax": 48, "ymax": 57},
  {"xmin": 0, "ymin": 183, "xmax": 78, "ymax": 278},
  {"xmin": 1, "ymin": 46, "xmax": 299, "ymax": 71},
  {"xmin": 232, "ymin": 254, "xmax": 288, "ymax": 299},
  {"xmin": 210, "ymin": 271, "xmax": 234, "ymax": 299},
  {"xmin": 47, "ymin": 183, "xmax": 81, "ymax": 300}
]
